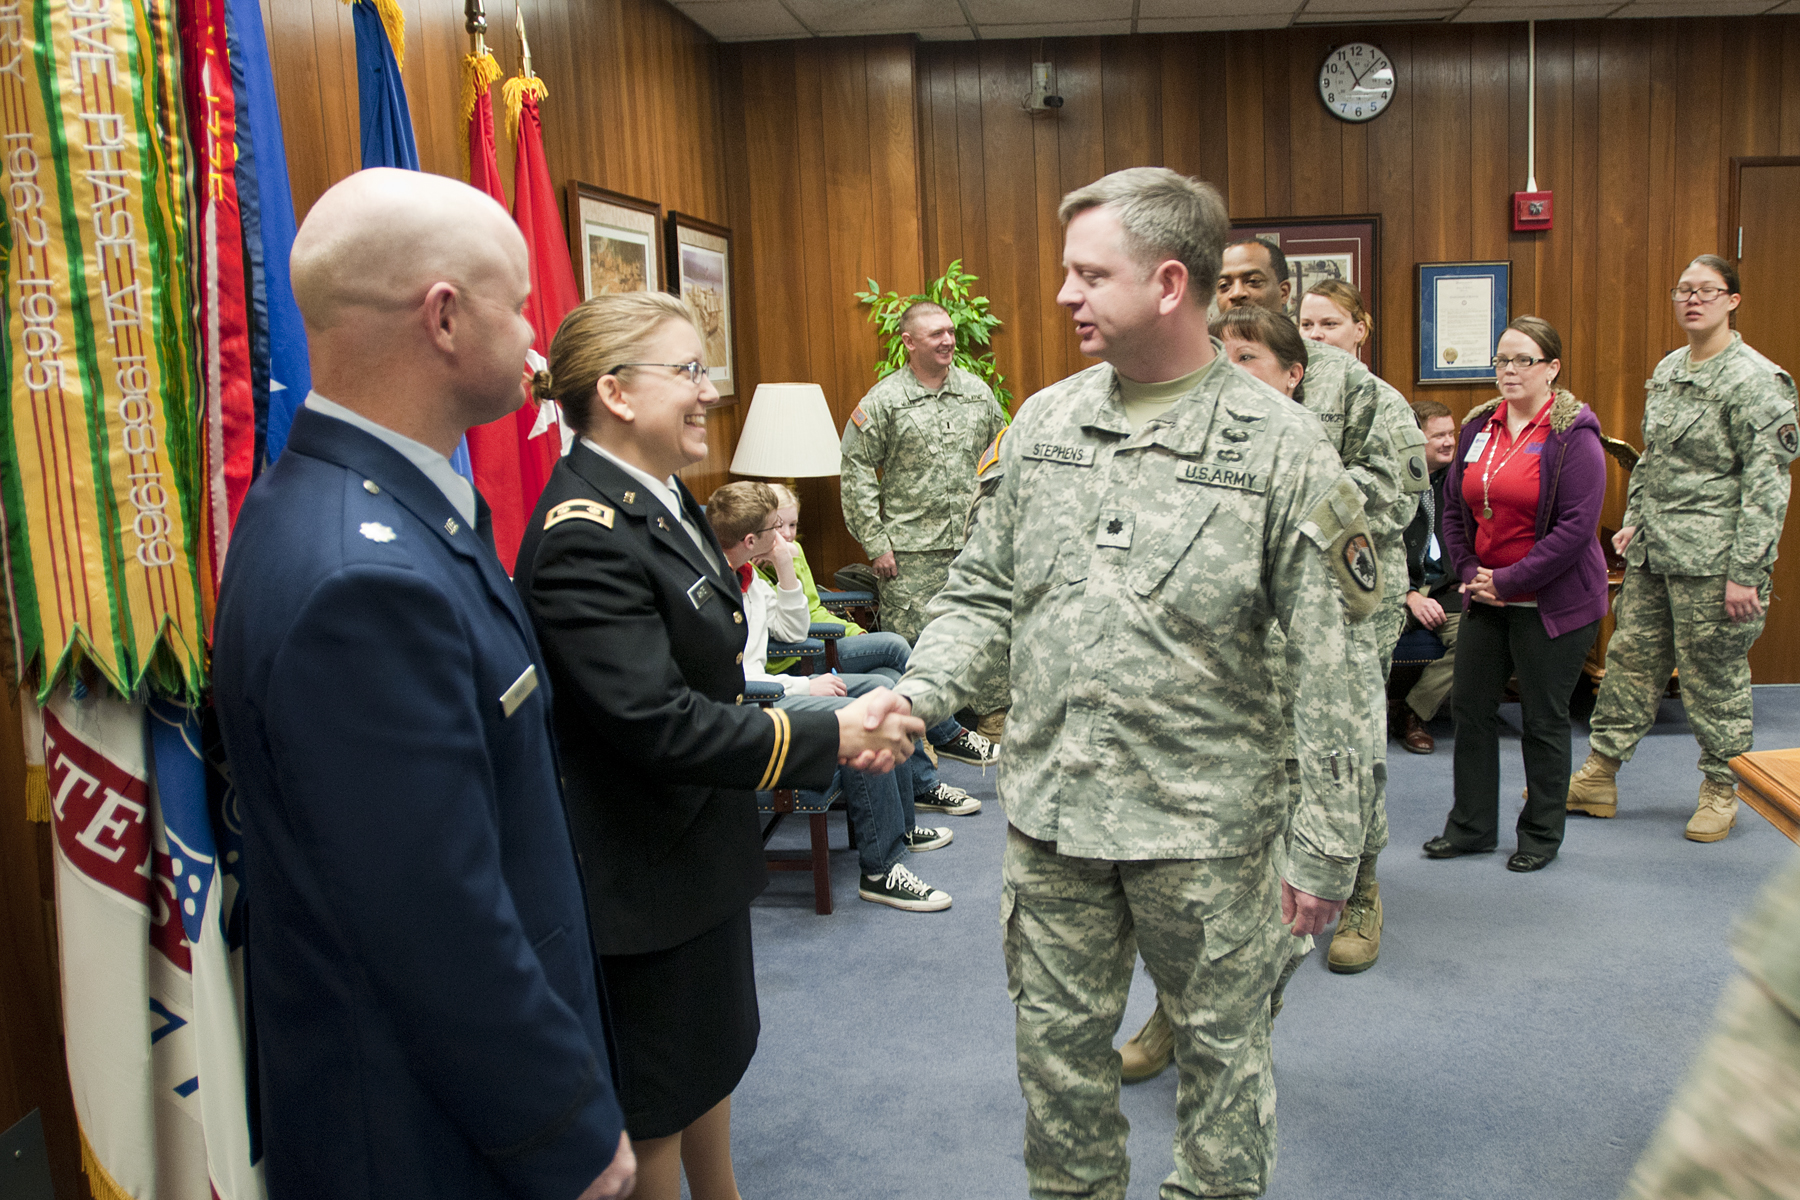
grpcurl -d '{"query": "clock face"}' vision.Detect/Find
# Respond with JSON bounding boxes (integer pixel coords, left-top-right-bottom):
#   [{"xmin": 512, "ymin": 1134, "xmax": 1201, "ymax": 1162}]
[{"xmin": 1319, "ymin": 43, "xmax": 1394, "ymax": 124}]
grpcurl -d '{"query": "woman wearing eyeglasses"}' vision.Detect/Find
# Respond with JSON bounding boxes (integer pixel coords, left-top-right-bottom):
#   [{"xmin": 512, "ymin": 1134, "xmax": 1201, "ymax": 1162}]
[
  {"xmin": 1425, "ymin": 316, "xmax": 1608, "ymax": 872},
  {"xmin": 515, "ymin": 292, "xmax": 921, "ymax": 1200},
  {"xmin": 1567, "ymin": 256, "xmax": 1799, "ymax": 841}
]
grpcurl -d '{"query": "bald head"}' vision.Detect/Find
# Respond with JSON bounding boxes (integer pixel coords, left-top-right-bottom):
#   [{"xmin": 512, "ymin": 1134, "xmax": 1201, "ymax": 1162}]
[{"xmin": 291, "ymin": 168, "xmax": 524, "ymax": 332}]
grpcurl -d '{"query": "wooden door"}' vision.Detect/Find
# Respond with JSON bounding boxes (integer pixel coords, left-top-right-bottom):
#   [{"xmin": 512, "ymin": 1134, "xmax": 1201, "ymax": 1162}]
[{"xmin": 1733, "ymin": 159, "xmax": 1800, "ymax": 683}]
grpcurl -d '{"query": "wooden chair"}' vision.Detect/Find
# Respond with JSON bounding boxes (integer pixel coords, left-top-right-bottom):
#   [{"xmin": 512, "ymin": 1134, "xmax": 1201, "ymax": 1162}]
[{"xmin": 746, "ymin": 679, "xmax": 841, "ymax": 914}]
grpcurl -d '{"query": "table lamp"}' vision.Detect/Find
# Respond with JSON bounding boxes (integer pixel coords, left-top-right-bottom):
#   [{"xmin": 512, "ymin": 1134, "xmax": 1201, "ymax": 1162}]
[{"xmin": 729, "ymin": 383, "xmax": 842, "ymax": 479}]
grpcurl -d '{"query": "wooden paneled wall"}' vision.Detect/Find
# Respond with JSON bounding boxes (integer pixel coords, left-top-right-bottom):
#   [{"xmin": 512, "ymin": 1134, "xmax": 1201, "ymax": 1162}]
[
  {"xmin": 259, "ymin": 0, "xmax": 745, "ymax": 493},
  {"xmin": 718, "ymin": 37, "xmax": 927, "ymax": 574},
  {"xmin": 907, "ymin": 18, "xmax": 1800, "ymax": 536}
]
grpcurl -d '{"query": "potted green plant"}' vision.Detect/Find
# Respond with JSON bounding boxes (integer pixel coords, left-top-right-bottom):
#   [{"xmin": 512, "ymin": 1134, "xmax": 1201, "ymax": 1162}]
[{"xmin": 855, "ymin": 260, "xmax": 1012, "ymax": 411}]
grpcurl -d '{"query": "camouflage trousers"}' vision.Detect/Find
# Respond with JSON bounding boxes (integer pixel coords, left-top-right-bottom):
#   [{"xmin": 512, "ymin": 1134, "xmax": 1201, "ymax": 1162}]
[
  {"xmin": 1002, "ymin": 825, "xmax": 1286, "ymax": 1199},
  {"xmin": 1587, "ymin": 570, "xmax": 1768, "ymax": 784},
  {"xmin": 886, "ymin": 548, "xmax": 1009, "ymax": 715},
  {"xmin": 1349, "ymin": 595, "xmax": 1406, "ymax": 857},
  {"xmin": 1622, "ymin": 974, "xmax": 1800, "ymax": 1200}
]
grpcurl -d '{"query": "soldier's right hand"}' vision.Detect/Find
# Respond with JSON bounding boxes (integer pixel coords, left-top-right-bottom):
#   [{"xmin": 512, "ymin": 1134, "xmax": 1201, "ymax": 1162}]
[
  {"xmin": 1612, "ymin": 525, "xmax": 1637, "ymax": 555},
  {"xmin": 871, "ymin": 550, "xmax": 898, "ymax": 579},
  {"xmin": 835, "ymin": 689, "xmax": 924, "ymax": 772}
]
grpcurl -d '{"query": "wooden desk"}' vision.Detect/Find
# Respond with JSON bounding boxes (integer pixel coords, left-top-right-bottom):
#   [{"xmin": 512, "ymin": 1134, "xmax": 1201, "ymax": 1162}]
[{"xmin": 1729, "ymin": 748, "xmax": 1800, "ymax": 844}]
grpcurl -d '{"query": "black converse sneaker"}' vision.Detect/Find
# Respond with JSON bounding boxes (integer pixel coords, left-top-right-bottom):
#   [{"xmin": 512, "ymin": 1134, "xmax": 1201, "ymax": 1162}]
[
  {"xmin": 936, "ymin": 727, "xmax": 999, "ymax": 766},
  {"xmin": 915, "ymin": 782, "xmax": 981, "ymax": 815},
  {"xmin": 858, "ymin": 863, "xmax": 952, "ymax": 911},
  {"xmin": 904, "ymin": 825, "xmax": 953, "ymax": 852}
]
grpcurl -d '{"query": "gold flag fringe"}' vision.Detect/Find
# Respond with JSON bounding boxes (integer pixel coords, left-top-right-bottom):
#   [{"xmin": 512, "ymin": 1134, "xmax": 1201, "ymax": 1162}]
[
  {"xmin": 459, "ymin": 51, "xmax": 503, "ymax": 176},
  {"xmin": 80, "ymin": 1128, "xmax": 135, "ymax": 1200},
  {"xmin": 502, "ymin": 74, "xmax": 549, "ymax": 140},
  {"xmin": 25, "ymin": 763, "xmax": 48, "ymax": 823},
  {"xmin": 339, "ymin": 0, "xmax": 406, "ymax": 72}
]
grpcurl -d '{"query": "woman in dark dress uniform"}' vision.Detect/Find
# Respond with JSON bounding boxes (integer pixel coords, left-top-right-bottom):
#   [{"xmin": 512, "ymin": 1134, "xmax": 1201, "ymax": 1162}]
[{"xmin": 514, "ymin": 292, "xmax": 919, "ymax": 1200}]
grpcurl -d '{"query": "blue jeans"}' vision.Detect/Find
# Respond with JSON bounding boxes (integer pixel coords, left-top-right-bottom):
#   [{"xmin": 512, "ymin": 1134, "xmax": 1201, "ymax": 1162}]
[{"xmin": 779, "ymin": 686, "xmax": 931, "ymax": 876}]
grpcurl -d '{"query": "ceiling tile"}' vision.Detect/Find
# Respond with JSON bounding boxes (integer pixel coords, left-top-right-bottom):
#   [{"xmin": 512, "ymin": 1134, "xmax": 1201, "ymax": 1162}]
[
  {"xmin": 917, "ymin": 23, "xmax": 979, "ymax": 37},
  {"xmin": 1453, "ymin": 4, "xmax": 1617, "ymax": 17},
  {"xmin": 675, "ymin": 0, "xmax": 809, "ymax": 40},
  {"xmin": 966, "ymin": 0, "xmax": 1135, "ymax": 22},
  {"xmin": 784, "ymin": 0, "xmax": 968, "ymax": 33},
  {"xmin": 1140, "ymin": 0, "xmax": 1302, "ymax": 16},
  {"xmin": 975, "ymin": 19, "xmax": 1136, "ymax": 36},
  {"xmin": 1137, "ymin": 13, "xmax": 1299, "ymax": 28},
  {"xmin": 1292, "ymin": 6, "xmax": 1456, "ymax": 18},
  {"xmin": 1765, "ymin": 0, "xmax": 1800, "ymax": 12},
  {"xmin": 1305, "ymin": 0, "xmax": 1460, "ymax": 11},
  {"xmin": 1610, "ymin": 0, "xmax": 1775, "ymax": 13}
]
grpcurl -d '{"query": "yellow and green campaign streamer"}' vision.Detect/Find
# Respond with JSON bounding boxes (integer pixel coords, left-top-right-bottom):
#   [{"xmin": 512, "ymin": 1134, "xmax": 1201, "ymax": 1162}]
[{"xmin": 0, "ymin": 0, "xmax": 208, "ymax": 702}]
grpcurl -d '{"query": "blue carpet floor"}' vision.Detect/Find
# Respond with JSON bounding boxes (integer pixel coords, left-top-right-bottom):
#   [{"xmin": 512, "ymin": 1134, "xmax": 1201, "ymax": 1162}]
[{"xmin": 736, "ymin": 687, "xmax": 1800, "ymax": 1199}]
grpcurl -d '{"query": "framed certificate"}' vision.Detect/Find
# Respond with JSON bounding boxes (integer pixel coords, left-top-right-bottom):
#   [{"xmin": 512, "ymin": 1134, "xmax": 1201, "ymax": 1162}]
[{"xmin": 1416, "ymin": 261, "xmax": 1511, "ymax": 386}]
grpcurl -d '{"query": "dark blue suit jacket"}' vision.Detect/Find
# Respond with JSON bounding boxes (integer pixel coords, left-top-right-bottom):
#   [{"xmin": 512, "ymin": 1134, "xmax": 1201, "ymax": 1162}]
[{"xmin": 212, "ymin": 406, "xmax": 624, "ymax": 1200}]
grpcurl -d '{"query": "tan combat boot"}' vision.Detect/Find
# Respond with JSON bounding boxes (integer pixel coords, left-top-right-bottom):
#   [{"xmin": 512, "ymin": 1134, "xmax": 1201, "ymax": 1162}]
[
  {"xmin": 974, "ymin": 709, "xmax": 1007, "ymax": 743},
  {"xmin": 1566, "ymin": 751, "xmax": 1622, "ymax": 818},
  {"xmin": 1118, "ymin": 1000, "xmax": 1173, "ymax": 1083},
  {"xmin": 1685, "ymin": 778, "xmax": 1738, "ymax": 843},
  {"xmin": 1327, "ymin": 875, "xmax": 1381, "ymax": 974}
]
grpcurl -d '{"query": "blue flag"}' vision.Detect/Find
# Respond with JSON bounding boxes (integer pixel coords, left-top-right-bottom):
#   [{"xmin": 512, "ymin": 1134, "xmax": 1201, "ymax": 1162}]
[
  {"xmin": 225, "ymin": 0, "xmax": 311, "ymax": 466},
  {"xmin": 350, "ymin": 0, "xmax": 474, "ymax": 481}
]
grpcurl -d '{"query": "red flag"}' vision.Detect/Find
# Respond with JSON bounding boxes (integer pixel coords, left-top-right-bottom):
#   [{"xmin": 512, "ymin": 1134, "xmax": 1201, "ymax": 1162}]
[
  {"xmin": 506, "ymin": 75, "xmax": 579, "ymax": 509},
  {"xmin": 458, "ymin": 52, "xmax": 533, "ymax": 568},
  {"xmin": 179, "ymin": 0, "xmax": 254, "ymax": 603}
]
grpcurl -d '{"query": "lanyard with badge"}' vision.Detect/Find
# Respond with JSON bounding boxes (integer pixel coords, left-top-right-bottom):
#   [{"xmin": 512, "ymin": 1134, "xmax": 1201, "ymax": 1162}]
[{"xmin": 1467, "ymin": 410, "xmax": 1546, "ymax": 521}]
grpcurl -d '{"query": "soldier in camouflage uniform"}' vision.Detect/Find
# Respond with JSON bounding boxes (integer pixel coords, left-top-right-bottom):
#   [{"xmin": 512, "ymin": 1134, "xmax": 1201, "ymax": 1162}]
[
  {"xmin": 1622, "ymin": 850, "xmax": 1800, "ymax": 1199},
  {"xmin": 1218, "ymin": 236, "xmax": 1426, "ymax": 976},
  {"xmin": 876, "ymin": 169, "xmax": 1376, "ymax": 1200},
  {"xmin": 1567, "ymin": 256, "xmax": 1798, "ymax": 842},
  {"xmin": 839, "ymin": 303, "xmax": 1008, "ymax": 656}
]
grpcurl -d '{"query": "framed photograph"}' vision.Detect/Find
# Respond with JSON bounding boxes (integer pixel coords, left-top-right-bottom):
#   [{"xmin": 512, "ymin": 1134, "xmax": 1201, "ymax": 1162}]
[
  {"xmin": 666, "ymin": 212, "xmax": 736, "ymax": 399},
  {"xmin": 566, "ymin": 182, "xmax": 662, "ymax": 299},
  {"xmin": 1416, "ymin": 261, "xmax": 1511, "ymax": 387},
  {"xmin": 1227, "ymin": 214, "xmax": 1381, "ymax": 373}
]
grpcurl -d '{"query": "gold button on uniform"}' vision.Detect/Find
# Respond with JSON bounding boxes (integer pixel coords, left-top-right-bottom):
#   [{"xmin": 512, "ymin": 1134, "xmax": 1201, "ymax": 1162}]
[
  {"xmin": 735, "ymin": 652, "xmax": 743, "ymax": 664},
  {"xmin": 733, "ymin": 612, "xmax": 743, "ymax": 624},
  {"xmin": 735, "ymin": 693, "xmax": 744, "ymax": 704}
]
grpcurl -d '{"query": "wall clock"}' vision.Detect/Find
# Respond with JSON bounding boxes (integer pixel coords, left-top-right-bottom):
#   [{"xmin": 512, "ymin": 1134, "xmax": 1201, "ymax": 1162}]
[{"xmin": 1318, "ymin": 43, "xmax": 1394, "ymax": 124}]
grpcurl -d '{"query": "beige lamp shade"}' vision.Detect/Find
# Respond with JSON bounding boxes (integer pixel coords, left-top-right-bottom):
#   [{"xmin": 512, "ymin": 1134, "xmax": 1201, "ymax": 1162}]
[{"xmin": 729, "ymin": 383, "xmax": 843, "ymax": 478}]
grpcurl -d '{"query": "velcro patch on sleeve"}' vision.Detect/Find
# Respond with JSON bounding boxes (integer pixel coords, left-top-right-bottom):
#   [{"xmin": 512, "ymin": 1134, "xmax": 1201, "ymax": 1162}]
[
  {"xmin": 544, "ymin": 499, "xmax": 616, "ymax": 530},
  {"xmin": 976, "ymin": 426, "xmax": 1009, "ymax": 478},
  {"xmin": 1301, "ymin": 477, "xmax": 1380, "ymax": 622},
  {"xmin": 850, "ymin": 404, "xmax": 870, "ymax": 429}
]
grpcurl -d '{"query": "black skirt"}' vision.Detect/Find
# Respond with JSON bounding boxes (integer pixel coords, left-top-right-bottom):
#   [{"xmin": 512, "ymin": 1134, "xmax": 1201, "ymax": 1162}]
[{"xmin": 597, "ymin": 904, "xmax": 760, "ymax": 1139}]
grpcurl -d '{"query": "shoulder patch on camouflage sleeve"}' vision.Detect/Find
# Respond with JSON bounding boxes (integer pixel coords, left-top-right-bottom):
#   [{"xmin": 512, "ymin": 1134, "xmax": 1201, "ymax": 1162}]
[
  {"xmin": 850, "ymin": 404, "xmax": 870, "ymax": 429},
  {"xmin": 1300, "ymin": 476, "xmax": 1381, "ymax": 622},
  {"xmin": 976, "ymin": 425, "xmax": 1010, "ymax": 479},
  {"xmin": 545, "ymin": 499, "xmax": 615, "ymax": 530}
]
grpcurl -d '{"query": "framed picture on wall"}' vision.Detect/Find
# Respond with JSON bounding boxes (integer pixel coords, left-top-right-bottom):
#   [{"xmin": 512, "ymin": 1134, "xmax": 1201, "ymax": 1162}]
[
  {"xmin": 566, "ymin": 182, "xmax": 663, "ymax": 298},
  {"xmin": 1416, "ymin": 261, "xmax": 1511, "ymax": 386},
  {"xmin": 1227, "ymin": 214, "xmax": 1381, "ymax": 373},
  {"xmin": 666, "ymin": 212, "xmax": 736, "ymax": 399}
]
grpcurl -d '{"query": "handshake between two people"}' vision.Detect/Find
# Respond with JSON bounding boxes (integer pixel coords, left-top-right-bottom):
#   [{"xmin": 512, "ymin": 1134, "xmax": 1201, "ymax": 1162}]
[{"xmin": 833, "ymin": 687, "xmax": 922, "ymax": 773}]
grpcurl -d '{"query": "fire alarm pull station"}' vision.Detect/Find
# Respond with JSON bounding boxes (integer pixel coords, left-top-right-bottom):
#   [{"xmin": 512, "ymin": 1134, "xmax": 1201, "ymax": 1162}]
[{"xmin": 1513, "ymin": 191, "xmax": 1552, "ymax": 232}]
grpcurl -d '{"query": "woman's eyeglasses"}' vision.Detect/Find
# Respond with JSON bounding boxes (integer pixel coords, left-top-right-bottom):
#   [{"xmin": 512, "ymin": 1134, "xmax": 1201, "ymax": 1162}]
[
  {"xmin": 605, "ymin": 361, "xmax": 710, "ymax": 384},
  {"xmin": 1491, "ymin": 355, "xmax": 1547, "ymax": 371},
  {"xmin": 1670, "ymin": 285, "xmax": 1731, "ymax": 303}
]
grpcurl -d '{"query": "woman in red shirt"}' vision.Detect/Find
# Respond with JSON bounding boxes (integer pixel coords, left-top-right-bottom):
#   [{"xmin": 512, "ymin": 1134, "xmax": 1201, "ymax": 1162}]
[{"xmin": 1425, "ymin": 317, "xmax": 1609, "ymax": 872}]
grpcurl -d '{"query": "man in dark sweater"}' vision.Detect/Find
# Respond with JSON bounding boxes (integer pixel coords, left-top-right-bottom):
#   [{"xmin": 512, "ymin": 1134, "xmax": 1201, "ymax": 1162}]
[{"xmin": 1395, "ymin": 400, "xmax": 1461, "ymax": 753}]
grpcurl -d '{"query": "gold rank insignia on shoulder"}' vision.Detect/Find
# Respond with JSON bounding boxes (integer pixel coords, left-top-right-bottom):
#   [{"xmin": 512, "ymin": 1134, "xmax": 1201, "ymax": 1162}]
[
  {"xmin": 444, "ymin": 518, "xmax": 459, "ymax": 535},
  {"xmin": 622, "ymin": 490, "xmax": 637, "ymax": 504},
  {"xmin": 545, "ymin": 499, "xmax": 616, "ymax": 530}
]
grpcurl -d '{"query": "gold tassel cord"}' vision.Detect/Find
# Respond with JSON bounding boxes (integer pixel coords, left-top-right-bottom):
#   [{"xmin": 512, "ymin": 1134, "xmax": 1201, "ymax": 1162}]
[
  {"xmin": 502, "ymin": 73, "xmax": 548, "ymax": 140},
  {"xmin": 339, "ymin": 0, "xmax": 406, "ymax": 72},
  {"xmin": 459, "ymin": 51, "xmax": 503, "ymax": 175},
  {"xmin": 25, "ymin": 763, "xmax": 48, "ymax": 823}
]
